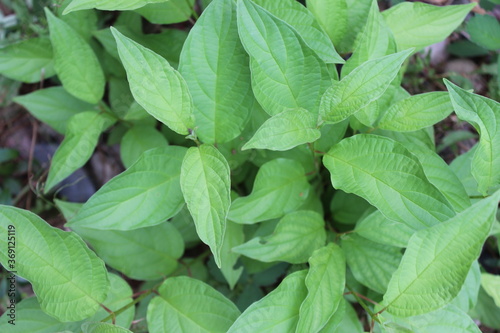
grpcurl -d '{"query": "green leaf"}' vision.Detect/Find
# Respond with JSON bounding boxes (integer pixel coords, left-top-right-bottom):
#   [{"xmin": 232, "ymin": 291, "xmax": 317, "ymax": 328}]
[
  {"xmin": 81, "ymin": 322, "xmax": 132, "ymax": 333},
  {"xmin": 0, "ymin": 37, "xmax": 56, "ymax": 83},
  {"xmin": 342, "ymin": 234, "xmax": 401, "ymax": 294},
  {"xmin": 324, "ymin": 134, "xmax": 455, "ymax": 232},
  {"xmin": 179, "ymin": 0, "xmax": 253, "ymax": 144},
  {"xmin": 317, "ymin": 298, "xmax": 346, "ymax": 333},
  {"xmin": 232, "ymin": 210, "xmax": 326, "ymax": 264},
  {"xmin": 229, "ymin": 158, "xmax": 310, "ymax": 224},
  {"xmin": 296, "ymin": 243, "xmax": 346, "ymax": 333},
  {"xmin": 228, "ymin": 270, "xmax": 307, "ymax": 332},
  {"xmin": 236, "ymin": 0, "xmax": 332, "ymax": 116},
  {"xmin": 382, "ymin": 2, "xmax": 475, "ymax": 51},
  {"xmin": 0, "ymin": 206, "xmax": 109, "ymax": 322},
  {"xmin": 252, "ymin": 0, "xmax": 343, "ymax": 64},
  {"xmin": 470, "ymin": 287, "xmax": 500, "ymax": 329},
  {"xmin": 401, "ymin": 142, "xmax": 471, "ymax": 212},
  {"xmin": 330, "ymin": 191, "xmax": 371, "ymax": 225},
  {"xmin": 45, "ymin": 111, "xmax": 115, "ymax": 193},
  {"xmin": 342, "ymin": 0, "xmax": 396, "ymax": 77},
  {"xmin": 14, "ymin": 87, "xmax": 95, "ymax": 134},
  {"xmin": 45, "ymin": 8, "xmax": 105, "ymax": 104},
  {"xmin": 377, "ymin": 92, "xmax": 453, "ymax": 132},
  {"xmin": 68, "ymin": 146, "xmax": 186, "ymax": 230},
  {"xmin": 481, "ymin": 273, "xmax": 500, "ymax": 308},
  {"xmin": 72, "ymin": 222, "xmax": 184, "ymax": 281},
  {"xmin": 380, "ymin": 191, "xmax": 500, "ymax": 317},
  {"xmin": 220, "ymin": 221, "xmax": 244, "ymax": 289},
  {"xmin": 467, "ymin": 14, "xmax": 500, "ymax": 51},
  {"xmin": 444, "ymin": 79, "xmax": 500, "ymax": 195},
  {"xmin": 120, "ymin": 125, "xmax": 168, "ymax": 168},
  {"xmin": 243, "ymin": 108, "xmax": 321, "ymax": 151},
  {"xmin": 0, "ymin": 297, "xmax": 82, "ymax": 332},
  {"xmin": 64, "ymin": 0, "xmax": 165, "ymax": 13},
  {"xmin": 451, "ymin": 261, "xmax": 481, "ymax": 312},
  {"xmin": 305, "ymin": 0, "xmax": 347, "ymax": 51},
  {"xmin": 355, "ymin": 210, "xmax": 416, "ymax": 248},
  {"xmin": 111, "ymin": 27, "xmax": 195, "ymax": 135},
  {"xmin": 180, "ymin": 144, "xmax": 231, "ymax": 267},
  {"xmin": 320, "ymin": 49, "xmax": 413, "ymax": 123},
  {"xmin": 135, "ymin": 0, "xmax": 195, "ymax": 24},
  {"xmin": 147, "ymin": 276, "xmax": 240, "ymax": 333}
]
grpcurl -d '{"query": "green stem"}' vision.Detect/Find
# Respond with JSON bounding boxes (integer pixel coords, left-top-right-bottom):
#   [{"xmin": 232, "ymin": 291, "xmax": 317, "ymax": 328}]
[
  {"xmin": 346, "ymin": 285, "xmax": 380, "ymax": 323},
  {"xmin": 101, "ymin": 288, "xmax": 154, "ymax": 323}
]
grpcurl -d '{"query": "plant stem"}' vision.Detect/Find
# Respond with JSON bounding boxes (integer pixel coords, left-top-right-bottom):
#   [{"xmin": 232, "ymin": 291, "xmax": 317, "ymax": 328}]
[
  {"xmin": 101, "ymin": 288, "xmax": 154, "ymax": 323},
  {"xmin": 346, "ymin": 285, "xmax": 380, "ymax": 323}
]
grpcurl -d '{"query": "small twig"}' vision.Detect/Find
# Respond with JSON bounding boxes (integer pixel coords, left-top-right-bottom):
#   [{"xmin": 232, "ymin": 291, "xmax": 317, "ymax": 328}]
[{"xmin": 26, "ymin": 119, "xmax": 38, "ymax": 210}]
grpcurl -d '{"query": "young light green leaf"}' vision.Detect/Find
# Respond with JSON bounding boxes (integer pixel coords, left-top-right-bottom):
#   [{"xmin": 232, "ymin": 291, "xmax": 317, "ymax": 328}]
[
  {"xmin": 135, "ymin": 0, "xmax": 195, "ymax": 24},
  {"xmin": 0, "ymin": 37, "xmax": 56, "ymax": 83},
  {"xmin": 355, "ymin": 210, "xmax": 415, "ymax": 248},
  {"xmin": 342, "ymin": 234, "xmax": 402, "ymax": 294},
  {"xmin": 316, "ymin": 298, "xmax": 346, "ymax": 333},
  {"xmin": 382, "ymin": 2, "xmax": 475, "ymax": 51},
  {"xmin": 64, "ymin": 0, "xmax": 165, "ymax": 13},
  {"xmin": 220, "ymin": 221, "xmax": 244, "ymax": 289},
  {"xmin": 451, "ymin": 261, "xmax": 481, "ymax": 312},
  {"xmin": 147, "ymin": 276, "xmax": 240, "ymax": 333},
  {"xmin": 296, "ymin": 243, "xmax": 346, "ymax": 333},
  {"xmin": 45, "ymin": 8, "xmax": 105, "ymax": 104},
  {"xmin": 305, "ymin": 0, "xmax": 347, "ymax": 51},
  {"xmin": 111, "ymin": 27, "xmax": 195, "ymax": 135},
  {"xmin": 375, "ymin": 126, "xmax": 436, "ymax": 151},
  {"xmin": 243, "ymin": 108, "xmax": 321, "ymax": 151},
  {"xmin": 82, "ymin": 322, "xmax": 132, "ymax": 333},
  {"xmin": 228, "ymin": 270, "xmax": 307, "ymax": 333},
  {"xmin": 179, "ymin": 0, "xmax": 253, "ymax": 144},
  {"xmin": 229, "ymin": 159, "xmax": 310, "ymax": 224},
  {"xmin": 324, "ymin": 135, "xmax": 455, "ymax": 232},
  {"xmin": 14, "ymin": 87, "xmax": 95, "ymax": 134},
  {"xmin": 120, "ymin": 125, "xmax": 168, "ymax": 168},
  {"xmin": 444, "ymin": 79, "xmax": 500, "ymax": 195},
  {"xmin": 377, "ymin": 92, "xmax": 453, "ymax": 132},
  {"xmin": 252, "ymin": 0, "xmax": 343, "ymax": 64},
  {"xmin": 180, "ymin": 144, "xmax": 231, "ymax": 268},
  {"xmin": 0, "ymin": 206, "xmax": 109, "ymax": 322},
  {"xmin": 68, "ymin": 146, "xmax": 187, "ymax": 230},
  {"xmin": 236, "ymin": 0, "xmax": 332, "ymax": 116},
  {"xmin": 232, "ymin": 210, "xmax": 326, "ymax": 264},
  {"xmin": 481, "ymin": 273, "xmax": 500, "ymax": 308},
  {"xmin": 320, "ymin": 49, "xmax": 413, "ymax": 123},
  {"xmin": 45, "ymin": 111, "xmax": 115, "ymax": 193},
  {"xmin": 342, "ymin": 0, "xmax": 396, "ymax": 77},
  {"xmin": 380, "ymin": 190, "xmax": 500, "ymax": 317}
]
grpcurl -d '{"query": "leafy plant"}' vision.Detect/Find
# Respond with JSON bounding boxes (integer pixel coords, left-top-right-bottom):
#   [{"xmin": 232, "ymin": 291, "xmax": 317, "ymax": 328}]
[{"xmin": 1, "ymin": 0, "xmax": 499, "ymax": 332}]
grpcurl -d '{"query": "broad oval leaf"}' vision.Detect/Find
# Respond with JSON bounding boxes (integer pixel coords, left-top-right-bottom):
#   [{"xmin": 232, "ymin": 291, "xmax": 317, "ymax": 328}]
[
  {"xmin": 229, "ymin": 158, "xmax": 310, "ymax": 224},
  {"xmin": 0, "ymin": 37, "xmax": 55, "ymax": 83},
  {"xmin": 180, "ymin": 144, "xmax": 231, "ymax": 267},
  {"xmin": 382, "ymin": 2, "xmax": 475, "ymax": 51},
  {"xmin": 0, "ymin": 206, "xmax": 109, "ymax": 321},
  {"xmin": 111, "ymin": 27, "xmax": 195, "ymax": 135},
  {"xmin": 147, "ymin": 276, "xmax": 240, "ymax": 333},
  {"xmin": 64, "ymin": 0, "xmax": 165, "ymax": 13},
  {"xmin": 233, "ymin": 210, "xmax": 326, "ymax": 264},
  {"xmin": 237, "ymin": 0, "xmax": 332, "ymax": 116},
  {"xmin": 228, "ymin": 270, "xmax": 308, "ymax": 333},
  {"xmin": 243, "ymin": 108, "xmax": 321, "ymax": 151},
  {"xmin": 45, "ymin": 8, "xmax": 105, "ymax": 104},
  {"xmin": 320, "ymin": 49, "xmax": 413, "ymax": 123},
  {"xmin": 120, "ymin": 125, "xmax": 168, "ymax": 168},
  {"xmin": 297, "ymin": 243, "xmax": 346, "ymax": 333},
  {"xmin": 252, "ymin": 0, "xmax": 343, "ymax": 64},
  {"xmin": 377, "ymin": 92, "xmax": 453, "ymax": 132},
  {"xmin": 14, "ymin": 86, "xmax": 95, "ymax": 134},
  {"xmin": 342, "ymin": 234, "xmax": 402, "ymax": 294},
  {"xmin": 355, "ymin": 210, "xmax": 414, "ymax": 248},
  {"xmin": 323, "ymin": 134, "xmax": 455, "ymax": 231},
  {"xmin": 45, "ymin": 111, "xmax": 115, "ymax": 193},
  {"xmin": 380, "ymin": 190, "xmax": 500, "ymax": 317},
  {"xmin": 444, "ymin": 79, "xmax": 500, "ymax": 195},
  {"xmin": 179, "ymin": 0, "xmax": 253, "ymax": 144},
  {"xmin": 305, "ymin": 0, "xmax": 347, "ymax": 51},
  {"xmin": 135, "ymin": 0, "xmax": 195, "ymax": 25},
  {"xmin": 68, "ymin": 146, "xmax": 187, "ymax": 230}
]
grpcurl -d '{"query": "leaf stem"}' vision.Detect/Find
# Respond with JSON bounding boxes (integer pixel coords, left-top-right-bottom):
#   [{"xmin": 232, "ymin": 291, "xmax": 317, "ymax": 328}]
[
  {"xmin": 346, "ymin": 285, "xmax": 380, "ymax": 323},
  {"xmin": 100, "ymin": 288, "xmax": 154, "ymax": 324}
]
